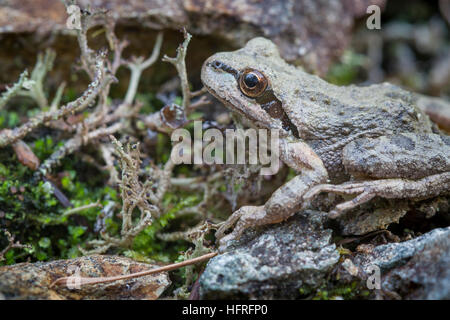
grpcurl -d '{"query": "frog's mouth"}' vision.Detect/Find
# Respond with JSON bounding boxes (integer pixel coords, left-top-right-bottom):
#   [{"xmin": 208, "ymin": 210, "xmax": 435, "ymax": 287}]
[{"xmin": 202, "ymin": 59, "xmax": 299, "ymax": 138}]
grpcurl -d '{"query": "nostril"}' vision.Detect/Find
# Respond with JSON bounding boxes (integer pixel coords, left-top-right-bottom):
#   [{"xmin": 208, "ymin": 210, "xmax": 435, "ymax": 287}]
[{"xmin": 212, "ymin": 60, "xmax": 222, "ymax": 69}]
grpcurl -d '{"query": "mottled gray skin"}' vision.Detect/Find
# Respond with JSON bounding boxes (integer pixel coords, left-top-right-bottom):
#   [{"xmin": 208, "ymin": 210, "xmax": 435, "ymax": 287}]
[
  {"xmin": 344, "ymin": 133, "xmax": 450, "ymax": 180},
  {"xmin": 201, "ymin": 37, "xmax": 450, "ymax": 251}
]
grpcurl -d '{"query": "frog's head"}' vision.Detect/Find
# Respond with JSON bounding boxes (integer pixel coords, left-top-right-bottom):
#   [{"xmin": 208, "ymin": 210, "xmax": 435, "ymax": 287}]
[{"xmin": 201, "ymin": 37, "xmax": 299, "ymax": 138}]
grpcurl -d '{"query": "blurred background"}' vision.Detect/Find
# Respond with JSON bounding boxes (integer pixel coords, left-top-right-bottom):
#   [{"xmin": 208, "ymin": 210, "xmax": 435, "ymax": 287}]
[{"xmin": 0, "ymin": 0, "xmax": 448, "ymax": 98}]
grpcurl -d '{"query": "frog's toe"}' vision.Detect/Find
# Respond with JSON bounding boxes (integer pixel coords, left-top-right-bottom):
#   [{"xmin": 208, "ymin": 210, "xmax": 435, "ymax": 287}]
[
  {"xmin": 217, "ymin": 234, "xmax": 235, "ymax": 253},
  {"xmin": 215, "ymin": 222, "xmax": 229, "ymax": 241},
  {"xmin": 303, "ymin": 183, "xmax": 364, "ymax": 205},
  {"xmin": 215, "ymin": 205, "xmax": 267, "ymax": 251},
  {"xmin": 215, "ymin": 208, "xmax": 246, "ymax": 240},
  {"xmin": 303, "ymin": 184, "xmax": 331, "ymax": 205},
  {"xmin": 328, "ymin": 190, "xmax": 376, "ymax": 218},
  {"xmin": 303, "ymin": 182, "xmax": 375, "ymax": 218}
]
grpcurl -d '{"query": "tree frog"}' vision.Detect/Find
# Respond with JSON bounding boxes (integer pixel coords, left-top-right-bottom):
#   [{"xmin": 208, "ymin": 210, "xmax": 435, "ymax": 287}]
[{"xmin": 201, "ymin": 37, "xmax": 450, "ymax": 252}]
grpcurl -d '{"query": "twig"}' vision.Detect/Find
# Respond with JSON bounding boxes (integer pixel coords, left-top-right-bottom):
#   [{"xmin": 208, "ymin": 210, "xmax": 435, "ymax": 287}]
[
  {"xmin": 70, "ymin": 3, "xmax": 108, "ymax": 79},
  {"xmin": 80, "ymin": 136, "xmax": 164, "ymax": 254},
  {"xmin": 124, "ymin": 33, "xmax": 163, "ymax": 105},
  {"xmin": 162, "ymin": 29, "xmax": 192, "ymax": 110},
  {"xmin": 0, "ymin": 230, "xmax": 31, "ymax": 262},
  {"xmin": 50, "ymin": 251, "xmax": 217, "ymax": 287},
  {"xmin": 0, "ymin": 51, "xmax": 115, "ymax": 148},
  {"xmin": 100, "ymin": 143, "xmax": 120, "ymax": 185},
  {"xmin": 50, "ymin": 81, "xmax": 67, "ymax": 112},
  {"xmin": 154, "ymin": 158, "xmax": 175, "ymax": 208},
  {"xmin": 35, "ymin": 121, "xmax": 125, "ymax": 178},
  {"xmin": 0, "ymin": 71, "xmax": 29, "ymax": 110},
  {"xmin": 19, "ymin": 49, "xmax": 56, "ymax": 109},
  {"xmin": 63, "ymin": 201, "xmax": 103, "ymax": 217}
]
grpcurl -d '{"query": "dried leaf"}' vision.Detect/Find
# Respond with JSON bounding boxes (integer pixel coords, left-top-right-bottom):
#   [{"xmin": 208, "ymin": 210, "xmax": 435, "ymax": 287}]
[{"xmin": 12, "ymin": 140, "xmax": 40, "ymax": 170}]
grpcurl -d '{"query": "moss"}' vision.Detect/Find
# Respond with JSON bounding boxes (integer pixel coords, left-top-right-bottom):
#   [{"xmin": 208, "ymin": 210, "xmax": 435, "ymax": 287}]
[
  {"xmin": 326, "ymin": 51, "xmax": 367, "ymax": 85},
  {"xmin": 311, "ymin": 281, "xmax": 372, "ymax": 300},
  {"xmin": 131, "ymin": 193, "xmax": 200, "ymax": 262},
  {"xmin": 0, "ymin": 137, "xmax": 108, "ymax": 262},
  {"xmin": 0, "ymin": 126, "xmax": 202, "ymax": 266},
  {"xmin": 0, "ymin": 141, "xmax": 96, "ymax": 263},
  {"xmin": 136, "ymin": 92, "xmax": 164, "ymax": 115}
]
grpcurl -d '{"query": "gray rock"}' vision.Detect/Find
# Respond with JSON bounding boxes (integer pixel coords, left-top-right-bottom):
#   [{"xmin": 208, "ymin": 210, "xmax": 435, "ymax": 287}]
[
  {"xmin": 355, "ymin": 227, "xmax": 449, "ymax": 271},
  {"xmin": 338, "ymin": 197, "xmax": 450, "ymax": 236},
  {"xmin": 382, "ymin": 228, "xmax": 450, "ymax": 299},
  {"xmin": 354, "ymin": 227, "xmax": 450, "ymax": 299},
  {"xmin": 0, "ymin": 0, "xmax": 386, "ymax": 76},
  {"xmin": 339, "ymin": 200, "xmax": 410, "ymax": 236},
  {"xmin": 199, "ymin": 210, "xmax": 340, "ymax": 299}
]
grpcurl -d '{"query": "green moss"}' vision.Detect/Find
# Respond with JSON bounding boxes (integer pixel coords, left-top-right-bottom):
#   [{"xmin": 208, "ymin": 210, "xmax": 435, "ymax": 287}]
[
  {"xmin": 131, "ymin": 193, "xmax": 200, "ymax": 262},
  {"xmin": 311, "ymin": 281, "xmax": 372, "ymax": 300},
  {"xmin": 136, "ymin": 92, "xmax": 164, "ymax": 114},
  {"xmin": 0, "ymin": 136, "xmax": 119, "ymax": 265},
  {"xmin": 326, "ymin": 51, "xmax": 367, "ymax": 85}
]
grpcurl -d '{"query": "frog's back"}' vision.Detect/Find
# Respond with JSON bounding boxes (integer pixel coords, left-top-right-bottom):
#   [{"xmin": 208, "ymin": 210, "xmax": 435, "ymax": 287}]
[{"xmin": 291, "ymin": 81, "xmax": 436, "ymax": 181}]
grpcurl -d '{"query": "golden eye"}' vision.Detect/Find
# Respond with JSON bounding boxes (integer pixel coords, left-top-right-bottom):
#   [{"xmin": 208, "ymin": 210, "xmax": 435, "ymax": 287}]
[{"xmin": 239, "ymin": 69, "xmax": 268, "ymax": 98}]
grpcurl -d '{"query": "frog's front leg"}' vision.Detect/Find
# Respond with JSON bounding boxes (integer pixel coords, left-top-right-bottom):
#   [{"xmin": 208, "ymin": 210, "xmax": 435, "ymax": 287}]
[
  {"xmin": 216, "ymin": 139, "xmax": 328, "ymax": 252},
  {"xmin": 303, "ymin": 133, "xmax": 450, "ymax": 218}
]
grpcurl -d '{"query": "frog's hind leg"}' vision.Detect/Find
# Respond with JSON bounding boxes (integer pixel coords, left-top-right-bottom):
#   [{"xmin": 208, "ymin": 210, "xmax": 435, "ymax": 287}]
[
  {"xmin": 305, "ymin": 133, "xmax": 450, "ymax": 218},
  {"xmin": 304, "ymin": 172, "xmax": 450, "ymax": 218}
]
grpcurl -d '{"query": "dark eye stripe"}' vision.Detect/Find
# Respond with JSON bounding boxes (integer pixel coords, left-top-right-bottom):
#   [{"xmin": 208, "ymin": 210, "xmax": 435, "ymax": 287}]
[
  {"xmin": 209, "ymin": 60, "xmax": 239, "ymax": 79},
  {"xmin": 256, "ymin": 89, "xmax": 299, "ymax": 138}
]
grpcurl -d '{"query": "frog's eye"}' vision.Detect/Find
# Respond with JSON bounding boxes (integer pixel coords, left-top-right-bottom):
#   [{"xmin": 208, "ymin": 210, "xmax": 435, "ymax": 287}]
[{"xmin": 239, "ymin": 69, "xmax": 268, "ymax": 98}]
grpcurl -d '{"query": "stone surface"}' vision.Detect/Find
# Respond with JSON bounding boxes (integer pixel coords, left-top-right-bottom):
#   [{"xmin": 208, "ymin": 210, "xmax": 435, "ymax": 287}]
[
  {"xmin": 354, "ymin": 227, "xmax": 450, "ymax": 299},
  {"xmin": 338, "ymin": 200, "xmax": 410, "ymax": 236},
  {"xmin": 335, "ymin": 196, "xmax": 450, "ymax": 236},
  {"xmin": 0, "ymin": 255, "xmax": 171, "ymax": 300},
  {"xmin": 199, "ymin": 210, "xmax": 340, "ymax": 299},
  {"xmin": 0, "ymin": 0, "xmax": 386, "ymax": 75}
]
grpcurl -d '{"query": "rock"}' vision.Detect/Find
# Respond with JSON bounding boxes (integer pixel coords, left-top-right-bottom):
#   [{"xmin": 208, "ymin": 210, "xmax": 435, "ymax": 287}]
[
  {"xmin": 354, "ymin": 227, "xmax": 450, "ymax": 299},
  {"xmin": 199, "ymin": 210, "xmax": 340, "ymax": 299},
  {"xmin": 382, "ymin": 231, "xmax": 450, "ymax": 299},
  {"xmin": 338, "ymin": 200, "xmax": 410, "ymax": 236},
  {"xmin": 0, "ymin": 0, "xmax": 386, "ymax": 76},
  {"xmin": 0, "ymin": 255, "xmax": 171, "ymax": 300},
  {"xmin": 337, "ymin": 196, "xmax": 450, "ymax": 236},
  {"xmin": 342, "ymin": 258, "xmax": 359, "ymax": 277}
]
